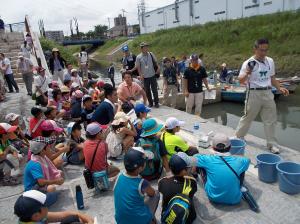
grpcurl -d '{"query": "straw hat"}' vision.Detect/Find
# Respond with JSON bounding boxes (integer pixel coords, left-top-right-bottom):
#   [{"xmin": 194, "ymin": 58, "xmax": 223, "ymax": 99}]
[
  {"xmin": 52, "ymin": 48, "xmax": 59, "ymax": 52},
  {"xmin": 112, "ymin": 112, "xmax": 130, "ymax": 125}
]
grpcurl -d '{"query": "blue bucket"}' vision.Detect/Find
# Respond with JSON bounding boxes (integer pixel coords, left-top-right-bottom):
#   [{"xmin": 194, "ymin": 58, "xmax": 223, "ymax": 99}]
[
  {"xmin": 276, "ymin": 162, "xmax": 300, "ymax": 195},
  {"xmin": 230, "ymin": 139, "xmax": 246, "ymax": 155},
  {"xmin": 256, "ymin": 154, "xmax": 281, "ymax": 183}
]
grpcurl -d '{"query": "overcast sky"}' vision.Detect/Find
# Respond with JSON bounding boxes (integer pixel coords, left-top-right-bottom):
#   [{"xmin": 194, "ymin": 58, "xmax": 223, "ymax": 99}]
[{"xmin": 1, "ymin": 0, "xmax": 175, "ymax": 35}]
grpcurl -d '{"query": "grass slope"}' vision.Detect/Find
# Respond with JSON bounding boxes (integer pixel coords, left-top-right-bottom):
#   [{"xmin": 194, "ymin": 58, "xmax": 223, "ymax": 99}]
[{"xmin": 98, "ymin": 11, "xmax": 300, "ymax": 76}]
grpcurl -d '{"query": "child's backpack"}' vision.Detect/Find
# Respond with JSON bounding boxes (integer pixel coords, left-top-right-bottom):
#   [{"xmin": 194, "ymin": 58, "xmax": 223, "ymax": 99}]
[
  {"xmin": 161, "ymin": 178, "xmax": 192, "ymax": 224},
  {"xmin": 136, "ymin": 137, "xmax": 162, "ymax": 178}
]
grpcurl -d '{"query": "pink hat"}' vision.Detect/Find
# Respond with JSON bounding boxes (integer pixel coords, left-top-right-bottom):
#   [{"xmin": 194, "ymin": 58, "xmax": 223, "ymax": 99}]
[
  {"xmin": 40, "ymin": 120, "xmax": 64, "ymax": 133},
  {"xmin": 0, "ymin": 123, "xmax": 18, "ymax": 134},
  {"xmin": 51, "ymin": 81, "xmax": 59, "ymax": 88},
  {"xmin": 97, "ymin": 80, "xmax": 105, "ymax": 88},
  {"xmin": 73, "ymin": 90, "xmax": 83, "ymax": 99}
]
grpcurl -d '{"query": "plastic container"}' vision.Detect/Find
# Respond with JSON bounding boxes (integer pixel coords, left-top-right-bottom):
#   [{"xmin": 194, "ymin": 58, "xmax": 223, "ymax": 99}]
[
  {"xmin": 93, "ymin": 171, "xmax": 110, "ymax": 193},
  {"xmin": 256, "ymin": 154, "xmax": 281, "ymax": 183},
  {"xmin": 75, "ymin": 185, "xmax": 84, "ymax": 210},
  {"xmin": 276, "ymin": 162, "xmax": 300, "ymax": 195},
  {"xmin": 229, "ymin": 139, "xmax": 246, "ymax": 155}
]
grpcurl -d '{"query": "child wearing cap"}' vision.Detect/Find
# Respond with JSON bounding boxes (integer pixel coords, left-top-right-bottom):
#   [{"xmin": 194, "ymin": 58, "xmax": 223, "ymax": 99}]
[
  {"xmin": 194, "ymin": 133, "xmax": 250, "ymax": 205},
  {"xmin": 114, "ymin": 147, "xmax": 160, "ymax": 224},
  {"xmin": 64, "ymin": 122, "xmax": 85, "ymax": 165},
  {"xmin": 106, "ymin": 112, "xmax": 137, "ymax": 158},
  {"xmin": 136, "ymin": 118, "xmax": 170, "ymax": 180},
  {"xmin": 24, "ymin": 137, "xmax": 64, "ymax": 206},
  {"xmin": 81, "ymin": 95, "xmax": 97, "ymax": 128},
  {"xmin": 60, "ymin": 85, "xmax": 71, "ymax": 119},
  {"xmin": 158, "ymin": 152, "xmax": 198, "ymax": 224},
  {"xmin": 71, "ymin": 69, "xmax": 83, "ymax": 87},
  {"xmin": 133, "ymin": 103, "xmax": 151, "ymax": 141},
  {"xmin": 71, "ymin": 90, "xmax": 83, "ymax": 121},
  {"xmin": 87, "ymin": 79, "xmax": 100, "ymax": 104},
  {"xmin": 161, "ymin": 117, "xmax": 198, "ymax": 160},
  {"xmin": 83, "ymin": 122, "xmax": 120, "ymax": 178},
  {"xmin": 47, "ymin": 81, "xmax": 59, "ymax": 101},
  {"xmin": 14, "ymin": 190, "xmax": 94, "ymax": 223},
  {"xmin": 39, "ymin": 120, "xmax": 69, "ymax": 168},
  {"xmin": 0, "ymin": 123, "xmax": 22, "ymax": 186}
]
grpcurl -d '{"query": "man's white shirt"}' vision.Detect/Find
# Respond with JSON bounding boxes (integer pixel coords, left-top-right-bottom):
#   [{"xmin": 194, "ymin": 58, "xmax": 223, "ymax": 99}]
[{"xmin": 239, "ymin": 56, "xmax": 275, "ymax": 88}]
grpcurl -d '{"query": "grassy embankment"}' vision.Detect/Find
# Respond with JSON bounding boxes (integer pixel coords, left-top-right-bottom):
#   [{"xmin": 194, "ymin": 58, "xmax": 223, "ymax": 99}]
[{"xmin": 95, "ymin": 11, "xmax": 300, "ymax": 77}]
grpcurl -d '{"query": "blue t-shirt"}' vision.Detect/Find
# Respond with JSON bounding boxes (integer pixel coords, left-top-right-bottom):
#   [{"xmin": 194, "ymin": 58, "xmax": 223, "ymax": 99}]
[
  {"xmin": 114, "ymin": 173, "xmax": 152, "ymax": 224},
  {"xmin": 195, "ymin": 154, "xmax": 250, "ymax": 204},
  {"xmin": 24, "ymin": 160, "xmax": 44, "ymax": 191},
  {"xmin": 71, "ymin": 98, "xmax": 82, "ymax": 119},
  {"xmin": 92, "ymin": 101, "xmax": 114, "ymax": 125}
]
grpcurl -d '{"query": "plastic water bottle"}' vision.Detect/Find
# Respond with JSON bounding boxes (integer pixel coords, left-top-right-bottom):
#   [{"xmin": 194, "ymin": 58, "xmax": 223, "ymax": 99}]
[
  {"xmin": 193, "ymin": 122, "xmax": 200, "ymax": 147},
  {"xmin": 75, "ymin": 185, "xmax": 84, "ymax": 210}
]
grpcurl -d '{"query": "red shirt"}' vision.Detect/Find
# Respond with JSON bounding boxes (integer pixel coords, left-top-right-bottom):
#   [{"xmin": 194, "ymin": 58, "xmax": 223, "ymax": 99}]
[
  {"xmin": 29, "ymin": 117, "xmax": 43, "ymax": 138},
  {"xmin": 83, "ymin": 140, "xmax": 108, "ymax": 172}
]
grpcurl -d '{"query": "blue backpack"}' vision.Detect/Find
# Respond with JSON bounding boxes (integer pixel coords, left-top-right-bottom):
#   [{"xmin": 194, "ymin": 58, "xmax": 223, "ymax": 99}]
[
  {"xmin": 161, "ymin": 179, "xmax": 192, "ymax": 224},
  {"xmin": 136, "ymin": 137, "xmax": 162, "ymax": 178}
]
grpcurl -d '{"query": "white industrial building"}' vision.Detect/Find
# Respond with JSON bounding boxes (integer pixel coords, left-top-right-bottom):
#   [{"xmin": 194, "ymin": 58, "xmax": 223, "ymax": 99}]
[{"xmin": 139, "ymin": 0, "xmax": 300, "ymax": 34}]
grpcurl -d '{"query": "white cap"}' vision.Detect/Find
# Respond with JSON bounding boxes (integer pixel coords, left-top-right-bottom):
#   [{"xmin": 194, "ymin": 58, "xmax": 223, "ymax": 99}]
[
  {"xmin": 212, "ymin": 133, "xmax": 231, "ymax": 150},
  {"xmin": 177, "ymin": 152, "xmax": 197, "ymax": 167},
  {"xmin": 131, "ymin": 146, "xmax": 154, "ymax": 159},
  {"xmin": 18, "ymin": 52, "xmax": 24, "ymax": 58},
  {"xmin": 165, "ymin": 117, "xmax": 185, "ymax": 130},
  {"xmin": 5, "ymin": 113, "xmax": 20, "ymax": 123},
  {"xmin": 23, "ymin": 190, "xmax": 47, "ymax": 204}
]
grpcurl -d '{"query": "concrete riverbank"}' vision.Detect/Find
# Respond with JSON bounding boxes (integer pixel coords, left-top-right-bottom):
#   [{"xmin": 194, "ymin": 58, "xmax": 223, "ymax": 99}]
[{"xmin": 0, "ymin": 87, "xmax": 299, "ymax": 224}]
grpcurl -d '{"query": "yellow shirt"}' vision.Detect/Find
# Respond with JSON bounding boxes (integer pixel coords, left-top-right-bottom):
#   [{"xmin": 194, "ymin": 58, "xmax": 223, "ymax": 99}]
[{"xmin": 161, "ymin": 132, "xmax": 189, "ymax": 160}]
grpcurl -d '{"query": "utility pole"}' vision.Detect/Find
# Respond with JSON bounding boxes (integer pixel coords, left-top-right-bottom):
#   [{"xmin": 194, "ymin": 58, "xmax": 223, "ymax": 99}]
[{"xmin": 107, "ymin": 17, "xmax": 111, "ymax": 29}]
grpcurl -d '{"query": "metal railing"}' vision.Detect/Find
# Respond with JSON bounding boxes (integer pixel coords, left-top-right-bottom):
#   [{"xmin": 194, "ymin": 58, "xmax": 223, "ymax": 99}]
[{"xmin": 4, "ymin": 22, "xmax": 25, "ymax": 33}]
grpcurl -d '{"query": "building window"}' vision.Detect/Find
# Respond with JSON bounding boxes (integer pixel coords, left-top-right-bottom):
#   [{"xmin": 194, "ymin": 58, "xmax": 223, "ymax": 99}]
[
  {"xmin": 245, "ymin": 4, "xmax": 259, "ymax": 9},
  {"xmin": 264, "ymin": 1, "xmax": 272, "ymax": 6},
  {"xmin": 195, "ymin": 0, "xmax": 199, "ymax": 3},
  {"xmin": 195, "ymin": 16, "xmax": 200, "ymax": 19},
  {"xmin": 157, "ymin": 11, "xmax": 163, "ymax": 14},
  {"xmin": 173, "ymin": 20, "xmax": 179, "ymax": 23},
  {"xmin": 158, "ymin": 24, "xmax": 164, "ymax": 26},
  {"xmin": 145, "ymin": 15, "xmax": 150, "ymax": 17},
  {"xmin": 214, "ymin": 11, "xmax": 226, "ymax": 15}
]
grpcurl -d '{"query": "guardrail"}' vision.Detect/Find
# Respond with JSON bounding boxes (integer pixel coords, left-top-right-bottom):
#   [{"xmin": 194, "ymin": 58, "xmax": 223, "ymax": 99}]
[
  {"xmin": 25, "ymin": 15, "xmax": 51, "ymax": 76},
  {"xmin": 4, "ymin": 22, "xmax": 25, "ymax": 33}
]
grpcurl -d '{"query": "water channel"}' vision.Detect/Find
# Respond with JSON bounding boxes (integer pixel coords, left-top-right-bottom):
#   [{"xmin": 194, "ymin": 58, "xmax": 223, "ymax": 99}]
[{"xmin": 89, "ymin": 59, "xmax": 300, "ymax": 151}]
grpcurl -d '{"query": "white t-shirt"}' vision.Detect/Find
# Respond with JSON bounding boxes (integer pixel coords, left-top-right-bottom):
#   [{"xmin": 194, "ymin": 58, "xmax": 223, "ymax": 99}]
[
  {"xmin": 34, "ymin": 75, "xmax": 50, "ymax": 96},
  {"xmin": 78, "ymin": 51, "xmax": 88, "ymax": 64},
  {"xmin": 239, "ymin": 56, "xmax": 275, "ymax": 88},
  {"xmin": 71, "ymin": 76, "xmax": 82, "ymax": 86},
  {"xmin": 1, "ymin": 58, "xmax": 13, "ymax": 74}
]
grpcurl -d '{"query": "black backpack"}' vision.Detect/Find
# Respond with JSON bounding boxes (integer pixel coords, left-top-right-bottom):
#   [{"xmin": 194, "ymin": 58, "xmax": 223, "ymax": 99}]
[{"xmin": 161, "ymin": 179, "xmax": 192, "ymax": 224}]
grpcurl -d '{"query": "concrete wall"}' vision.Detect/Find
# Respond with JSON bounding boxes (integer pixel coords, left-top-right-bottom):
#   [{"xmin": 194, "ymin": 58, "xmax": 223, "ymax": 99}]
[{"xmin": 139, "ymin": 0, "xmax": 300, "ymax": 34}]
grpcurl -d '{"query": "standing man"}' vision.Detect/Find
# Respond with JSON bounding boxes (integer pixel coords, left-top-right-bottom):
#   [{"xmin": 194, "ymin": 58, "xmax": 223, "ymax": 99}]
[
  {"xmin": 183, "ymin": 54, "xmax": 210, "ymax": 116},
  {"xmin": 236, "ymin": 38, "xmax": 289, "ymax": 154},
  {"xmin": 136, "ymin": 42, "xmax": 160, "ymax": 108},
  {"xmin": 0, "ymin": 53, "xmax": 19, "ymax": 93},
  {"xmin": 16, "ymin": 53, "xmax": 33, "ymax": 96},
  {"xmin": 0, "ymin": 17, "xmax": 5, "ymax": 34},
  {"xmin": 122, "ymin": 45, "xmax": 138, "ymax": 77},
  {"xmin": 78, "ymin": 46, "xmax": 89, "ymax": 78}
]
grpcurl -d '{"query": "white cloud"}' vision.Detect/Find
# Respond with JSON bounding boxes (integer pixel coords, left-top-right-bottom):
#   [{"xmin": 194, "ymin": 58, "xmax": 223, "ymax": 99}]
[{"xmin": 1, "ymin": 0, "xmax": 174, "ymax": 35}]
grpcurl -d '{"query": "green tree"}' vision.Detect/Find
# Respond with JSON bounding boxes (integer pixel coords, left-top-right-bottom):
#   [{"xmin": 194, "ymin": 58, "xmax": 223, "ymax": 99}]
[{"xmin": 94, "ymin": 25, "xmax": 108, "ymax": 37}]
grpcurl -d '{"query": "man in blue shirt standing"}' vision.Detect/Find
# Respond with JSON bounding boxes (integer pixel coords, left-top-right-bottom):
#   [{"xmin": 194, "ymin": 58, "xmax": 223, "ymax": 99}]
[{"xmin": 183, "ymin": 133, "xmax": 250, "ymax": 205}]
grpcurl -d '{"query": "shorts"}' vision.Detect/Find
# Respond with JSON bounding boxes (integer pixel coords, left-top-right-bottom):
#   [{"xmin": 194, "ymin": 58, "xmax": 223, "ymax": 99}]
[{"xmin": 62, "ymin": 151, "xmax": 82, "ymax": 165}]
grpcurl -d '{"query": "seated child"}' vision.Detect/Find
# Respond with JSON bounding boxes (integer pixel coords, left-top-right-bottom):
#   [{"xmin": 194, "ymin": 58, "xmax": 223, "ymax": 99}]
[
  {"xmin": 106, "ymin": 112, "xmax": 137, "ymax": 158},
  {"xmin": 158, "ymin": 152, "xmax": 198, "ymax": 224},
  {"xmin": 0, "ymin": 123, "xmax": 22, "ymax": 186},
  {"xmin": 136, "ymin": 118, "xmax": 170, "ymax": 180},
  {"xmin": 47, "ymin": 81, "xmax": 59, "ymax": 101},
  {"xmin": 114, "ymin": 147, "xmax": 160, "ymax": 224},
  {"xmin": 83, "ymin": 122, "xmax": 119, "ymax": 178},
  {"xmin": 71, "ymin": 90, "xmax": 84, "ymax": 121},
  {"xmin": 60, "ymin": 85, "xmax": 71, "ymax": 119},
  {"xmin": 133, "ymin": 103, "xmax": 151, "ymax": 141},
  {"xmin": 87, "ymin": 79, "xmax": 100, "ymax": 104},
  {"xmin": 29, "ymin": 107, "xmax": 45, "ymax": 139},
  {"xmin": 24, "ymin": 137, "xmax": 64, "ymax": 207},
  {"xmin": 64, "ymin": 122, "xmax": 85, "ymax": 165},
  {"xmin": 47, "ymin": 89, "xmax": 66, "ymax": 120},
  {"xmin": 194, "ymin": 133, "xmax": 250, "ymax": 205},
  {"xmin": 14, "ymin": 190, "xmax": 94, "ymax": 224},
  {"xmin": 161, "ymin": 117, "xmax": 198, "ymax": 160},
  {"xmin": 44, "ymin": 106, "xmax": 57, "ymax": 121},
  {"xmin": 81, "ymin": 95, "xmax": 97, "ymax": 128}
]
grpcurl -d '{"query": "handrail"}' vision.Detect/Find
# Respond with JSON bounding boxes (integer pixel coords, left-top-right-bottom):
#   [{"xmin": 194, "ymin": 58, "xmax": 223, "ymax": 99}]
[{"xmin": 25, "ymin": 15, "xmax": 51, "ymax": 77}]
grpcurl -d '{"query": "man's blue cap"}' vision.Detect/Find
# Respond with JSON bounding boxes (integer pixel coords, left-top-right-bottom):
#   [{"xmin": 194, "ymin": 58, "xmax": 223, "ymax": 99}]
[
  {"xmin": 122, "ymin": 45, "xmax": 129, "ymax": 52},
  {"xmin": 135, "ymin": 103, "xmax": 151, "ymax": 114}
]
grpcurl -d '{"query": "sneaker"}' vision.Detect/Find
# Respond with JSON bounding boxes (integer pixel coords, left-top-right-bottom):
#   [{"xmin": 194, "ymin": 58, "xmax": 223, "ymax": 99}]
[
  {"xmin": 269, "ymin": 145, "xmax": 280, "ymax": 154},
  {"xmin": 155, "ymin": 104, "xmax": 159, "ymax": 108},
  {"xmin": 148, "ymin": 104, "xmax": 153, "ymax": 108}
]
